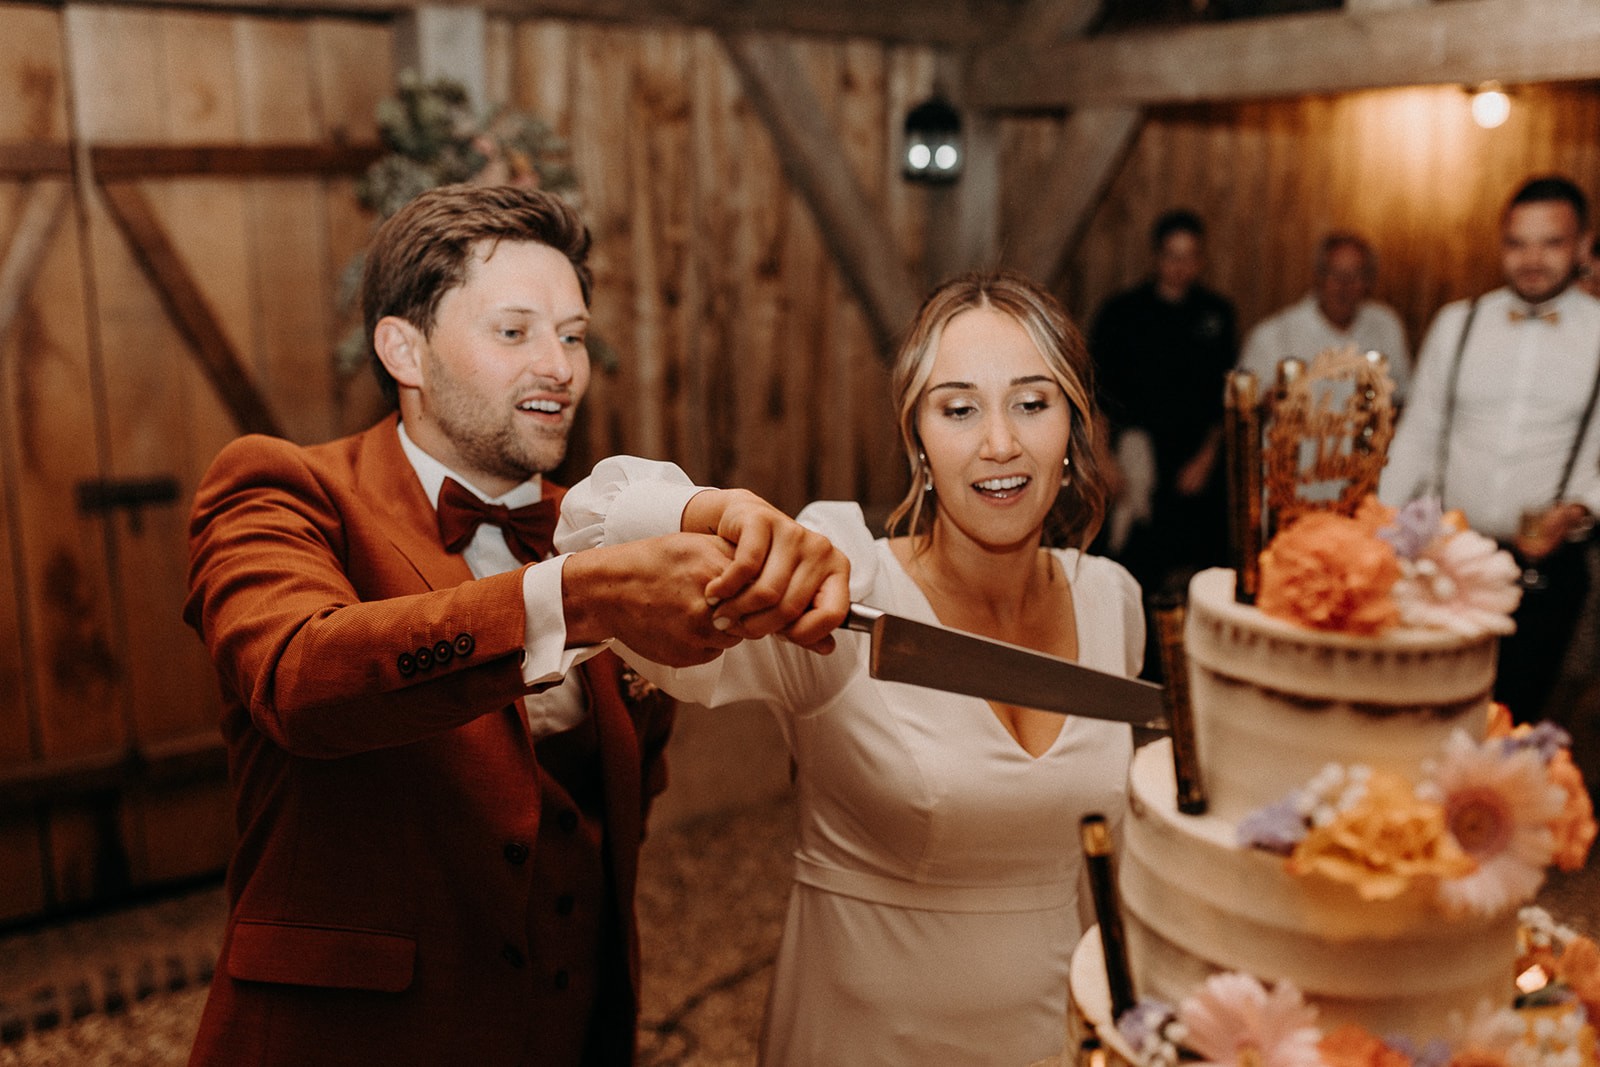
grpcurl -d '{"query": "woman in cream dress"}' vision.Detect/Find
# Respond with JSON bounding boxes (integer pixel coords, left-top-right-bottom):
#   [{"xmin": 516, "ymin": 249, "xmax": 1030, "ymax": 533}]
[{"xmin": 560, "ymin": 272, "xmax": 1141, "ymax": 1066}]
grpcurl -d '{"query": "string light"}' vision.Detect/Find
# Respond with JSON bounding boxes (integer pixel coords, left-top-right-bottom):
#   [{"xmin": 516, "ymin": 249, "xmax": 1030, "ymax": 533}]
[{"xmin": 1470, "ymin": 82, "xmax": 1511, "ymax": 129}]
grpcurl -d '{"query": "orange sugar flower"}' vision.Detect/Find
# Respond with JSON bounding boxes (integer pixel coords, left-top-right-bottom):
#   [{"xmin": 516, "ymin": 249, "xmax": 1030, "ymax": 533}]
[{"xmin": 1259, "ymin": 512, "xmax": 1401, "ymax": 635}]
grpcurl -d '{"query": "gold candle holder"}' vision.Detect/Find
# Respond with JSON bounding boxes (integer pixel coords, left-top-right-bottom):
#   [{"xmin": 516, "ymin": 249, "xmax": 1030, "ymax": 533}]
[
  {"xmin": 1153, "ymin": 598, "xmax": 1206, "ymax": 815},
  {"xmin": 1224, "ymin": 370, "xmax": 1264, "ymax": 604},
  {"xmin": 1080, "ymin": 814, "xmax": 1136, "ymax": 1020}
]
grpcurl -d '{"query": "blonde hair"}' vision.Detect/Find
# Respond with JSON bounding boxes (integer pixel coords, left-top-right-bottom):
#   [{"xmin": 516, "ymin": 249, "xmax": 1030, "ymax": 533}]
[{"xmin": 885, "ymin": 271, "xmax": 1108, "ymax": 549}]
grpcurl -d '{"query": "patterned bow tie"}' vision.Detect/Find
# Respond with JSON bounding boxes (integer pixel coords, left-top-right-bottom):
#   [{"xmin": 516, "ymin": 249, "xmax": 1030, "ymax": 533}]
[
  {"xmin": 436, "ymin": 477, "xmax": 558, "ymax": 564},
  {"xmin": 1509, "ymin": 306, "xmax": 1560, "ymax": 325}
]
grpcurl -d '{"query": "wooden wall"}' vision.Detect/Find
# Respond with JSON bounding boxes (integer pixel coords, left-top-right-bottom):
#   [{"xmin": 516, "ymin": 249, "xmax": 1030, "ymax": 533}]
[
  {"xmin": 0, "ymin": 0, "xmax": 392, "ymax": 920},
  {"xmin": 6, "ymin": 0, "xmax": 1600, "ymax": 922},
  {"xmin": 1049, "ymin": 82, "xmax": 1600, "ymax": 358},
  {"xmin": 490, "ymin": 20, "xmax": 936, "ymax": 515}
]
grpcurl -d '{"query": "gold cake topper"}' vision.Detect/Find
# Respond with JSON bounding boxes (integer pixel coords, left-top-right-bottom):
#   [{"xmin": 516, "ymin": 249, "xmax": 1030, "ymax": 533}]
[{"xmin": 1264, "ymin": 345, "xmax": 1396, "ymax": 527}]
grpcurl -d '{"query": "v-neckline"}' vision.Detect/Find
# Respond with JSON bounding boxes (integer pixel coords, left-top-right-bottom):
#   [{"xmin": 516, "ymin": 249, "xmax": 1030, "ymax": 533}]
[{"xmin": 882, "ymin": 542, "xmax": 1081, "ymax": 761}]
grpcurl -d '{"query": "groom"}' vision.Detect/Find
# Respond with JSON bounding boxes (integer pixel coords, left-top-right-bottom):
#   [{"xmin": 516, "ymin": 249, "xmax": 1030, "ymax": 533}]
[{"xmin": 183, "ymin": 184, "xmax": 847, "ymax": 1065}]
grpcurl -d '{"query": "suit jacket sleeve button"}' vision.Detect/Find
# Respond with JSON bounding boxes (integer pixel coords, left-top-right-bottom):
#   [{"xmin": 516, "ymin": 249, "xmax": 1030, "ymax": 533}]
[
  {"xmin": 503, "ymin": 841, "xmax": 529, "ymax": 865},
  {"xmin": 397, "ymin": 652, "xmax": 416, "ymax": 676},
  {"xmin": 414, "ymin": 646, "xmax": 433, "ymax": 671},
  {"xmin": 453, "ymin": 633, "xmax": 475, "ymax": 657},
  {"xmin": 433, "ymin": 640, "xmax": 453, "ymax": 665}
]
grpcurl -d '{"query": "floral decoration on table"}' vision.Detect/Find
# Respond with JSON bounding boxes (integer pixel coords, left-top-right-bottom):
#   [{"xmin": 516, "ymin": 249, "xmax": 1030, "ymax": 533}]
[
  {"xmin": 1258, "ymin": 495, "xmax": 1522, "ymax": 638},
  {"xmin": 335, "ymin": 71, "xmax": 587, "ymax": 378},
  {"xmin": 1236, "ymin": 704, "xmax": 1595, "ymax": 917},
  {"xmin": 1116, "ymin": 962, "xmax": 1595, "ymax": 1067}
]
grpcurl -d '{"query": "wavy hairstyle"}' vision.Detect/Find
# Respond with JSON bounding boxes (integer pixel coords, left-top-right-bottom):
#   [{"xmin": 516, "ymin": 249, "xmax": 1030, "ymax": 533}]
[{"xmin": 885, "ymin": 271, "xmax": 1108, "ymax": 550}]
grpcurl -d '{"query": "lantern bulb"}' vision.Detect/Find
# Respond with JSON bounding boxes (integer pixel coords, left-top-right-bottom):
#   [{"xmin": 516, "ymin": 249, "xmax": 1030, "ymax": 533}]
[{"xmin": 1471, "ymin": 87, "xmax": 1510, "ymax": 129}]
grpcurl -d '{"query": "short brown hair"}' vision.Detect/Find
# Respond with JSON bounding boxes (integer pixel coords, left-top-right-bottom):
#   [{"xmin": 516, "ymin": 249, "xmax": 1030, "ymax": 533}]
[
  {"xmin": 360, "ymin": 184, "xmax": 592, "ymax": 405},
  {"xmin": 886, "ymin": 271, "xmax": 1109, "ymax": 550}
]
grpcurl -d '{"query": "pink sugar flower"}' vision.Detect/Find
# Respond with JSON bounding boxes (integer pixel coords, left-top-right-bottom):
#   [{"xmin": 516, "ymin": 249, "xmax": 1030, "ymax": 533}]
[
  {"xmin": 1177, "ymin": 973, "xmax": 1323, "ymax": 1067},
  {"xmin": 1424, "ymin": 732, "xmax": 1564, "ymax": 916},
  {"xmin": 1391, "ymin": 529, "xmax": 1521, "ymax": 638}
]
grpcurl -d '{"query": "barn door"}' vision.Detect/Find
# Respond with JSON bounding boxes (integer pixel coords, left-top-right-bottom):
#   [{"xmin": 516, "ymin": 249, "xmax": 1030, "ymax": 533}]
[{"xmin": 0, "ymin": 2, "xmax": 390, "ymax": 922}]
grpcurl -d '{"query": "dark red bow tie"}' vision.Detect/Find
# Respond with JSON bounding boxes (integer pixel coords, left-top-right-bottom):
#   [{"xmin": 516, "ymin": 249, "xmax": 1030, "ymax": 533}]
[{"xmin": 436, "ymin": 477, "xmax": 558, "ymax": 564}]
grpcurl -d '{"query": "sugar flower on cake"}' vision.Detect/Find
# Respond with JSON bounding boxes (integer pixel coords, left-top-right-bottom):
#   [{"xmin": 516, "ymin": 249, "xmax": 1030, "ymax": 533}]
[
  {"xmin": 1421, "ymin": 731, "xmax": 1565, "ymax": 917},
  {"xmin": 1285, "ymin": 771, "xmax": 1473, "ymax": 901},
  {"xmin": 1177, "ymin": 973, "xmax": 1323, "ymax": 1067},
  {"xmin": 1440, "ymin": 1002, "xmax": 1526, "ymax": 1067},
  {"xmin": 1319, "ymin": 1025, "xmax": 1417, "ymax": 1067},
  {"xmin": 1486, "ymin": 716, "xmax": 1598, "ymax": 875},
  {"xmin": 1382, "ymin": 498, "xmax": 1521, "ymax": 637},
  {"xmin": 1258, "ymin": 511, "xmax": 1401, "ymax": 634}
]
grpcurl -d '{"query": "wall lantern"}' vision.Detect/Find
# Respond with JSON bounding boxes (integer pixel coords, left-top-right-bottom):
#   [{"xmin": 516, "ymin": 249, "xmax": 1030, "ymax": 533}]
[
  {"xmin": 903, "ymin": 94, "xmax": 963, "ymax": 184},
  {"xmin": 1469, "ymin": 82, "xmax": 1511, "ymax": 129}
]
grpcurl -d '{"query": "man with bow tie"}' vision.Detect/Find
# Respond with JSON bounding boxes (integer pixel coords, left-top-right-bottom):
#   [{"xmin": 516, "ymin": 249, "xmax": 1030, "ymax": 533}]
[
  {"xmin": 183, "ymin": 184, "xmax": 848, "ymax": 1066},
  {"xmin": 1382, "ymin": 175, "xmax": 1600, "ymax": 722}
]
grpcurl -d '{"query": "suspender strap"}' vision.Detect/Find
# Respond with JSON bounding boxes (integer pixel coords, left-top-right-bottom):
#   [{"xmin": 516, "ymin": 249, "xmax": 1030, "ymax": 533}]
[
  {"xmin": 1432, "ymin": 298, "xmax": 1479, "ymax": 500},
  {"xmin": 1555, "ymin": 326, "xmax": 1600, "ymax": 502}
]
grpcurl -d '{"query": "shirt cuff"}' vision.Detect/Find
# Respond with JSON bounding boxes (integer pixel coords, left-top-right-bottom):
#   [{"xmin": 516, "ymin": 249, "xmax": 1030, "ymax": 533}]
[
  {"xmin": 606, "ymin": 480, "xmax": 705, "ymax": 544},
  {"xmin": 521, "ymin": 555, "xmax": 606, "ymax": 686}
]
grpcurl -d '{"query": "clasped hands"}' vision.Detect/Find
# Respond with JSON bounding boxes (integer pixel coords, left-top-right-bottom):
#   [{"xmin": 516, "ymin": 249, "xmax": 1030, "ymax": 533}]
[{"xmin": 563, "ymin": 488, "xmax": 850, "ymax": 667}]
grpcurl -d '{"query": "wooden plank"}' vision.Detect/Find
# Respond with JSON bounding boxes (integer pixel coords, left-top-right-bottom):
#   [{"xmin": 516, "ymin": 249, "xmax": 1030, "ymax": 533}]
[
  {"xmin": 1003, "ymin": 106, "xmax": 1142, "ymax": 285},
  {"xmin": 97, "ymin": 181, "xmax": 283, "ymax": 438},
  {"xmin": 395, "ymin": 6, "xmax": 488, "ymax": 112},
  {"xmin": 720, "ymin": 31, "xmax": 919, "ymax": 356},
  {"xmin": 309, "ymin": 16, "xmax": 393, "ymax": 435},
  {"xmin": 0, "ymin": 182, "xmax": 71, "ymax": 349},
  {"xmin": 970, "ymin": 0, "xmax": 1600, "ymax": 109},
  {"xmin": 79, "ymin": 0, "xmax": 1016, "ymax": 47},
  {"xmin": 0, "ymin": 144, "xmax": 73, "ymax": 178},
  {"xmin": 89, "ymin": 142, "xmax": 383, "ymax": 179}
]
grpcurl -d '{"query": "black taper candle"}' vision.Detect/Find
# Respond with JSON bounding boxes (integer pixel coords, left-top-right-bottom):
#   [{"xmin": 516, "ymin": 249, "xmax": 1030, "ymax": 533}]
[
  {"xmin": 1080, "ymin": 813, "xmax": 1136, "ymax": 1020},
  {"xmin": 1152, "ymin": 595, "xmax": 1206, "ymax": 815}
]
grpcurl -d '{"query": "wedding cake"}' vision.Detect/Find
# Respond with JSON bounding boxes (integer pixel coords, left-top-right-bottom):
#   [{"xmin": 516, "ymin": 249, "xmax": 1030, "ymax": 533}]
[{"xmin": 1114, "ymin": 499, "xmax": 1598, "ymax": 1057}]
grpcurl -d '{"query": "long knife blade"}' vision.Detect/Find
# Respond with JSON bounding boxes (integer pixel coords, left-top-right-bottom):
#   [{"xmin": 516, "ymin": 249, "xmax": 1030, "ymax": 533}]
[{"xmin": 842, "ymin": 604, "xmax": 1168, "ymax": 730}]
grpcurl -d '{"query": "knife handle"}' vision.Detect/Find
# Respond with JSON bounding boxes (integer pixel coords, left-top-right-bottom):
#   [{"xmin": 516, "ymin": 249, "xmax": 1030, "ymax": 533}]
[{"xmin": 841, "ymin": 603, "xmax": 884, "ymax": 634}]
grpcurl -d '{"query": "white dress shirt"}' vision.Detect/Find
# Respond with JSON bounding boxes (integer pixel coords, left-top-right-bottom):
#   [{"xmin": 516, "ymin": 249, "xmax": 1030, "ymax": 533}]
[
  {"xmin": 1378, "ymin": 285, "xmax": 1600, "ymax": 541},
  {"xmin": 397, "ymin": 422, "xmax": 600, "ymax": 737},
  {"xmin": 1238, "ymin": 295, "xmax": 1412, "ymax": 399}
]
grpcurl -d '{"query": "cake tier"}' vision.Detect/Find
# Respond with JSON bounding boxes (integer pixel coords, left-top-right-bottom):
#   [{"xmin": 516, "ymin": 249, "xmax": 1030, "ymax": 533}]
[
  {"xmin": 1184, "ymin": 567, "xmax": 1497, "ymax": 824},
  {"xmin": 1122, "ymin": 742, "xmax": 1518, "ymax": 1040}
]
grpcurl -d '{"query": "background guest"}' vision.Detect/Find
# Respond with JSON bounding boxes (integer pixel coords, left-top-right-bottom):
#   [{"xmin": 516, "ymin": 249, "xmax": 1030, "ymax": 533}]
[
  {"xmin": 1380, "ymin": 175, "xmax": 1600, "ymax": 723},
  {"xmin": 1238, "ymin": 231, "xmax": 1412, "ymax": 400}
]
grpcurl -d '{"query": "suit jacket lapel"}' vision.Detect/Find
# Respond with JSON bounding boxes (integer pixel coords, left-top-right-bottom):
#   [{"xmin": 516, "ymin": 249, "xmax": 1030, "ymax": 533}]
[{"xmin": 352, "ymin": 414, "xmax": 474, "ymax": 591}]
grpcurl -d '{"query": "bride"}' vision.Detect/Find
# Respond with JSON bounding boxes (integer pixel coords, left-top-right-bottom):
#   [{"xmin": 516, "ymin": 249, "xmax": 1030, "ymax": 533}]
[{"xmin": 559, "ymin": 271, "xmax": 1143, "ymax": 1066}]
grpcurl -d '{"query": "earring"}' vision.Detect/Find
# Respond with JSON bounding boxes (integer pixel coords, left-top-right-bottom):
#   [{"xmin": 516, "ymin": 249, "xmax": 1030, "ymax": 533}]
[
  {"xmin": 1061, "ymin": 455, "xmax": 1072, "ymax": 487},
  {"xmin": 919, "ymin": 451, "xmax": 934, "ymax": 493}
]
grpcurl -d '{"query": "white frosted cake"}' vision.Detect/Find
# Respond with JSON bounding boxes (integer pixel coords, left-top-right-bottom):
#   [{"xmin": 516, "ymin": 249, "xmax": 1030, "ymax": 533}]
[
  {"xmin": 1122, "ymin": 569, "xmax": 1508, "ymax": 1039},
  {"xmin": 1113, "ymin": 501, "xmax": 1596, "ymax": 1054}
]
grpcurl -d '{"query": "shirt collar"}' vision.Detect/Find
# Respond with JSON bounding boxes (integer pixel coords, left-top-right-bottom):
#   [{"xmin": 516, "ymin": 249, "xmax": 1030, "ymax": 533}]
[{"xmin": 396, "ymin": 421, "xmax": 544, "ymax": 511}]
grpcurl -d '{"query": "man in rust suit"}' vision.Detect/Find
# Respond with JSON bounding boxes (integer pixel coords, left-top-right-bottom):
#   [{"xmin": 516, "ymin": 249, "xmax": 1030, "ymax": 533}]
[{"xmin": 184, "ymin": 185, "xmax": 847, "ymax": 1066}]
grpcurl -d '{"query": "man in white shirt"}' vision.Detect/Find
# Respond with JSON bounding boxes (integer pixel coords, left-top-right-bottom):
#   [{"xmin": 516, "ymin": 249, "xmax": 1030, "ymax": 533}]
[
  {"xmin": 1380, "ymin": 176, "xmax": 1600, "ymax": 723},
  {"xmin": 1238, "ymin": 232, "xmax": 1412, "ymax": 399}
]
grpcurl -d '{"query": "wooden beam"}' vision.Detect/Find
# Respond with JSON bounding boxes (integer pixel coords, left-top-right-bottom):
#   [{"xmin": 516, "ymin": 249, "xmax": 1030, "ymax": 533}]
[
  {"xmin": 720, "ymin": 31, "xmax": 921, "ymax": 356},
  {"xmin": 1002, "ymin": 106, "xmax": 1142, "ymax": 284},
  {"xmin": 90, "ymin": 143, "xmax": 383, "ymax": 179},
  {"xmin": 0, "ymin": 182, "xmax": 71, "ymax": 349},
  {"xmin": 1005, "ymin": 0, "xmax": 1103, "ymax": 45},
  {"xmin": 970, "ymin": 0, "xmax": 1600, "ymax": 109},
  {"xmin": 395, "ymin": 7, "xmax": 488, "ymax": 112},
  {"xmin": 0, "ymin": 735, "xmax": 226, "ymax": 812},
  {"xmin": 79, "ymin": 0, "xmax": 1022, "ymax": 47},
  {"xmin": 97, "ymin": 181, "xmax": 284, "ymax": 438},
  {"xmin": 0, "ymin": 144, "xmax": 73, "ymax": 178}
]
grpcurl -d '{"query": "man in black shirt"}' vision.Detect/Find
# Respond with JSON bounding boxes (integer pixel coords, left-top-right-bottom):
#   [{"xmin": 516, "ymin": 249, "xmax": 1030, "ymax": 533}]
[{"xmin": 1091, "ymin": 209, "xmax": 1237, "ymax": 635}]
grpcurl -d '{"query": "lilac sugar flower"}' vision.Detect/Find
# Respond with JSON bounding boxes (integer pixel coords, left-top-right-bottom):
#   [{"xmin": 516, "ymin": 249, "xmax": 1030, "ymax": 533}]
[
  {"xmin": 1117, "ymin": 998, "xmax": 1177, "ymax": 1055},
  {"xmin": 1500, "ymin": 721, "xmax": 1572, "ymax": 764},
  {"xmin": 1378, "ymin": 497, "xmax": 1444, "ymax": 561},
  {"xmin": 1238, "ymin": 794, "xmax": 1308, "ymax": 854}
]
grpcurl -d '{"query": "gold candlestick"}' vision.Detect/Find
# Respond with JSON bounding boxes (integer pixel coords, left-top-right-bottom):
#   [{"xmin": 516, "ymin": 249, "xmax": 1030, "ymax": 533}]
[
  {"xmin": 1224, "ymin": 370, "xmax": 1264, "ymax": 604},
  {"xmin": 1080, "ymin": 814, "xmax": 1136, "ymax": 1020},
  {"xmin": 1153, "ymin": 598, "xmax": 1206, "ymax": 815}
]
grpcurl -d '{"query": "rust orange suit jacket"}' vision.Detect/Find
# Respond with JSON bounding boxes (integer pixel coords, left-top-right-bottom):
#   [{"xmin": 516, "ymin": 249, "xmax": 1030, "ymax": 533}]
[{"xmin": 183, "ymin": 414, "xmax": 674, "ymax": 1066}]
